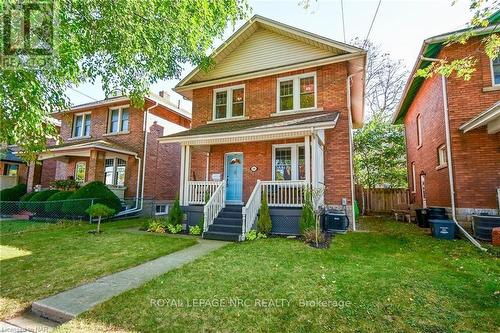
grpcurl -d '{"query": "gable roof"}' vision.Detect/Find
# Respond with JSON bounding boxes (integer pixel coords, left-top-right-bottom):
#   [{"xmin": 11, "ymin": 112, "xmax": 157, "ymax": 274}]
[
  {"xmin": 175, "ymin": 15, "xmax": 365, "ymax": 94},
  {"xmin": 392, "ymin": 10, "xmax": 500, "ymax": 124}
]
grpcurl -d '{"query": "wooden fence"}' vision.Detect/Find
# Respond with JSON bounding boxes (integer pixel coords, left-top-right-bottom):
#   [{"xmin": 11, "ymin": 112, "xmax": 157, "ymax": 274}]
[{"xmin": 355, "ymin": 186, "xmax": 410, "ymax": 214}]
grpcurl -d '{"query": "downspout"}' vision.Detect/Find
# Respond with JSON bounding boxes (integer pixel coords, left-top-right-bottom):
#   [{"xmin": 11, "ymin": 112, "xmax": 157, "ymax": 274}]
[
  {"xmin": 346, "ymin": 73, "xmax": 357, "ymax": 231},
  {"xmin": 421, "ymin": 57, "xmax": 485, "ymax": 251},
  {"xmin": 115, "ymin": 100, "xmax": 158, "ymax": 216}
]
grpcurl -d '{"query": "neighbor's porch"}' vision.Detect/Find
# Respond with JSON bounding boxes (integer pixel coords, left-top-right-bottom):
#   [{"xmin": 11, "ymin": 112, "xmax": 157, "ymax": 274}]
[{"xmin": 32, "ymin": 140, "xmax": 140, "ymax": 199}]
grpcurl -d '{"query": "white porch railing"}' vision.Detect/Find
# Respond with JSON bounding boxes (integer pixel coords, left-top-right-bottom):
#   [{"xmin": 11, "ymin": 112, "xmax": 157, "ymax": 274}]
[
  {"xmin": 188, "ymin": 181, "xmax": 223, "ymax": 205},
  {"xmin": 241, "ymin": 180, "xmax": 309, "ymax": 239},
  {"xmin": 261, "ymin": 180, "xmax": 309, "ymax": 207},
  {"xmin": 242, "ymin": 180, "xmax": 262, "ymax": 237},
  {"xmin": 203, "ymin": 180, "xmax": 226, "ymax": 232}
]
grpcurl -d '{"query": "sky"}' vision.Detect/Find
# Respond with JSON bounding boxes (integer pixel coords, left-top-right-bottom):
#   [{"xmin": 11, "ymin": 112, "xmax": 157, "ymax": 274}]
[{"xmin": 66, "ymin": 0, "xmax": 472, "ymax": 110}]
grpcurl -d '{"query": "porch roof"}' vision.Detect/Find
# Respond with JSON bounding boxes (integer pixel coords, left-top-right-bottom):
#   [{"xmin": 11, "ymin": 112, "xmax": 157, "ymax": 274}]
[
  {"xmin": 39, "ymin": 139, "xmax": 138, "ymax": 160},
  {"xmin": 158, "ymin": 111, "xmax": 339, "ymax": 145}
]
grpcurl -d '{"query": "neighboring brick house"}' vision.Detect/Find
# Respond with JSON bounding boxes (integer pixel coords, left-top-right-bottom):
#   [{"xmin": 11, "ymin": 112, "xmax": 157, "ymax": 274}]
[
  {"xmin": 393, "ymin": 12, "xmax": 500, "ymax": 222},
  {"xmin": 159, "ymin": 15, "xmax": 366, "ymax": 240},
  {"xmin": 29, "ymin": 93, "xmax": 191, "ymax": 214}
]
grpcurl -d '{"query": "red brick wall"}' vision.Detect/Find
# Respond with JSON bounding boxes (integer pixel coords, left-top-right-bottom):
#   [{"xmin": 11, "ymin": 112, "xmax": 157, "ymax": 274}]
[
  {"xmin": 404, "ymin": 37, "xmax": 500, "ymax": 209},
  {"xmin": 41, "ymin": 100, "xmax": 189, "ymax": 199},
  {"xmin": 189, "ymin": 63, "xmax": 353, "ymax": 206}
]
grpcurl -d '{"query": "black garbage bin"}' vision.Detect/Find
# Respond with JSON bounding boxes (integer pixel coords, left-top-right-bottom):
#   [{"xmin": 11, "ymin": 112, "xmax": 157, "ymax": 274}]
[
  {"xmin": 428, "ymin": 207, "xmax": 447, "ymax": 220},
  {"xmin": 429, "ymin": 219, "xmax": 456, "ymax": 240},
  {"xmin": 415, "ymin": 208, "xmax": 429, "ymax": 228}
]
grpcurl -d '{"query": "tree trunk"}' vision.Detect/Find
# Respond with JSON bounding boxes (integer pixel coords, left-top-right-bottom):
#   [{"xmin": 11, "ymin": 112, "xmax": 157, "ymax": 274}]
[{"xmin": 97, "ymin": 216, "xmax": 101, "ymax": 234}]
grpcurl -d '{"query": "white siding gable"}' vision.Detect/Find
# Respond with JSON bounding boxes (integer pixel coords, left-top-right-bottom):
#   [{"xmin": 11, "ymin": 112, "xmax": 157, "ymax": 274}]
[{"xmin": 193, "ymin": 27, "xmax": 342, "ymax": 83}]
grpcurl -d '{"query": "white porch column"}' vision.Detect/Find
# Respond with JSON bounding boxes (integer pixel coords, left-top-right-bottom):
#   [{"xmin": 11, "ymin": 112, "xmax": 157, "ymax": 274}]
[
  {"xmin": 183, "ymin": 145, "xmax": 191, "ymax": 205},
  {"xmin": 305, "ymin": 135, "xmax": 311, "ymax": 183},
  {"xmin": 311, "ymin": 134, "xmax": 318, "ymax": 189},
  {"xmin": 179, "ymin": 145, "xmax": 186, "ymax": 206}
]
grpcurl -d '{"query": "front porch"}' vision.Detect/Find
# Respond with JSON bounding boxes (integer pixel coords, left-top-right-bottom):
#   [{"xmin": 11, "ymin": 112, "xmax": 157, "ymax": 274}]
[
  {"xmin": 31, "ymin": 140, "xmax": 140, "ymax": 200},
  {"xmin": 159, "ymin": 112, "xmax": 339, "ymax": 241}
]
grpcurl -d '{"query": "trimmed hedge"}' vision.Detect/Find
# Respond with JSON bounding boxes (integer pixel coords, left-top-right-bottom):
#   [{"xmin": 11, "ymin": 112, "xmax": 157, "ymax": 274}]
[
  {"xmin": 25, "ymin": 190, "xmax": 60, "ymax": 214},
  {"xmin": 0, "ymin": 183, "xmax": 27, "ymax": 201},
  {"xmin": 62, "ymin": 181, "xmax": 121, "ymax": 216},
  {"xmin": 45, "ymin": 191, "xmax": 74, "ymax": 213},
  {"xmin": 19, "ymin": 191, "xmax": 38, "ymax": 211}
]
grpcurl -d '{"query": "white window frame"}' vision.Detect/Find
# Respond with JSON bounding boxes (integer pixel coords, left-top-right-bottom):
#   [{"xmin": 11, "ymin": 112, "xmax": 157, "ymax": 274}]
[
  {"xmin": 74, "ymin": 161, "xmax": 86, "ymax": 183},
  {"xmin": 490, "ymin": 56, "xmax": 500, "ymax": 87},
  {"xmin": 72, "ymin": 112, "xmax": 91, "ymax": 138},
  {"xmin": 272, "ymin": 143, "xmax": 306, "ymax": 181},
  {"xmin": 411, "ymin": 162, "xmax": 416, "ymax": 193},
  {"xmin": 416, "ymin": 114, "xmax": 423, "ymax": 147},
  {"xmin": 104, "ymin": 157, "xmax": 127, "ymax": 187},
  {"xmin": 276, "ymin": 72, "xmax": 317, "ymax": 113},
  {"xmin": 107, "ymin": 105, "xmax": 130, "ymax": 134},
  {"xmin": 437, "ymin": 144, "xmax": 448, "ymax": 167},
  {"xmin": 155, "ymin": 204, "xmax": 168, "ymax": 216},
  {"xmin": 212, "ymin": 85, "xmax": 245, "ymax": 121}
]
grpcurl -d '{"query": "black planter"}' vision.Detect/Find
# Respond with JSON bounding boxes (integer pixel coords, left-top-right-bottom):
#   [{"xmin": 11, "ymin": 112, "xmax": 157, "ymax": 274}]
[{"xmin": 473, "ymin": 215, "xmax": 500, "ymax": 241}]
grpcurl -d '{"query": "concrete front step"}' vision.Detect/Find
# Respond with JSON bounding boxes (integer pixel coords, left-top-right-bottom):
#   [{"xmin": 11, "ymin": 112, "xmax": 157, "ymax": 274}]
[
  {"xmin": 213, "ymin": 217, "xmax": 243, "ymax": 226},
  {"xmin": 223, "ymin": 205, "xmax": 243, "ymax": 212},
  {"xmin": 203, "ymin": 231, "xmax": 240, "ymax": 241},
  {"xmin": 219, "ymin": 211, "xmax": 242, "ymax": 219}
]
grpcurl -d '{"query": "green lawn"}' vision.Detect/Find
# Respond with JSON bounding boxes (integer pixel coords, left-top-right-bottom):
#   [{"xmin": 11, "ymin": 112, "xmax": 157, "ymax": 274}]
[
  {"xmin": 0, "ymin": 218, "xmax": 197, "ymax": 320},
  {"xmin": 58, "ymin": 217, "xmax": 499, "ymax": 333}
]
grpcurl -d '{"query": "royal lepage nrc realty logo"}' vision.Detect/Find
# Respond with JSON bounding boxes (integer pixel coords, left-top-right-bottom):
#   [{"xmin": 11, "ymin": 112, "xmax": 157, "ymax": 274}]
[{"xmin": 1, "ymin": 0, "xmax": 58, "ymax": 69}]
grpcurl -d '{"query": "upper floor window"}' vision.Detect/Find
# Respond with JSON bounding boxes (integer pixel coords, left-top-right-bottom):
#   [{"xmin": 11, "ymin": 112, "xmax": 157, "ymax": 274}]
[
  {"xmin": 491, "ymin": 56, "xmax": 500, "ymax": 86},
  {"xmin": 108, "ymin": 106, "xmax": 130, "ymax": 133},
  {"xmin": 437, "ymin": 144, "xmax": 447, "ymax": 167},
  {"xmin": 104, "ymin": 158, "xmax": 126, "ymax": 187},
  {"xmin": 213, "ymin": 85, "xmax": 245, "ymax": 120},
  {"xmin": 72, "ymin": 112, "xmax": 91, "ymax": 138},
  {"xmin": 277, "ymin": 72, "xmax": 316, "ymax": 112},
  {"xmin": 416, "ymin": 114, "xmax": 422, "ymax": 147}
]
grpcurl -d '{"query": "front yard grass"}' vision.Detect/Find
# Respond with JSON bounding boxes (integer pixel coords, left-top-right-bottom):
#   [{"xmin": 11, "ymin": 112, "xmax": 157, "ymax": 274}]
[
  {"xmin": 0, "ymin": 218, "xmax": 197, "ymax": 320},
  {"xmin": 59, "ymin": 217, "xmax": 499, "ymax": 333}
]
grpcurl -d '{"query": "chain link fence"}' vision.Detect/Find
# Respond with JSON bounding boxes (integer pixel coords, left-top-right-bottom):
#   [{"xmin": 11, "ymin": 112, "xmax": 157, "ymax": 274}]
[{"xmin": 0, "ymin": 198, "xmax": 97, "ymax": 220}]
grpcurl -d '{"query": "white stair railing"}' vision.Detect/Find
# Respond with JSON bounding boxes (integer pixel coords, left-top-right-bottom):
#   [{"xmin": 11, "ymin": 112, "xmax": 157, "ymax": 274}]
[
  {"xmin": 260, "ymin": 180, "xmax": 309, "ymax": 207},
  {"xmin": 203, "ymin": 180, "xmax": 226, "ymax": 232},
  {"xmin": 242, "ymin": 180, "xmax": 262, "ymax": 238},
  {"xmin": 188, "ymin": 181, "xmax": 223, "ymax": 205}
]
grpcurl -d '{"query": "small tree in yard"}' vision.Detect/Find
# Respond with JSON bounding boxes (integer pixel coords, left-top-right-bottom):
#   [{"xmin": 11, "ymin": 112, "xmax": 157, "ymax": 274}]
[
  {"xmin": 86, "ymin": 204, "xmax": 115, "ymax": 234},
  {"xmin": 167, "ymin": 196, "xmax": 183, "ymax": 226},
  {"xmin": 257, "ymin": 191, "xmax": 272, "ymax": 235}
]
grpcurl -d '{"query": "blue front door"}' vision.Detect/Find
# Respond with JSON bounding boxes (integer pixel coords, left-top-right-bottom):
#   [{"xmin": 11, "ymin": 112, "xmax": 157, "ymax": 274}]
[{"xmin": 225, "ymin": 153, "xmax": 243, "ymax": 203}]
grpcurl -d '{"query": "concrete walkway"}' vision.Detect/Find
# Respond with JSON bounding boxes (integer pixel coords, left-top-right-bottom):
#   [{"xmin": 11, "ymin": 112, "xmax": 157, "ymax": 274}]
[{"xmin": 31, "ymin": 239, "xmax": 227, "ymax": 323}]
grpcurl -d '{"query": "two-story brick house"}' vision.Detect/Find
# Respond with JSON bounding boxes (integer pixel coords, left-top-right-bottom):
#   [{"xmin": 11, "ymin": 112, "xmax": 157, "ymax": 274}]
[
  {"xmin": 393, "ymin": 11, "xmax": 500, "ymax": 222},
  {"xmin": 159, "ymin": 15, "xmax": 366, "ymax": 240},
  {"xmin": 28, "ymin": 92, "xmax": 191, "ymax": 215}
]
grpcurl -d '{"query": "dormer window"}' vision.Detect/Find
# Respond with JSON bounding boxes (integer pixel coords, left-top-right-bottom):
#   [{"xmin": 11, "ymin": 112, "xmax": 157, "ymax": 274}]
[
  {"xmin": 108, "ymin": 106, "xmax": 130, "ymax": 133},
  {"xmin": 72, "ymin": 112, "xmax": 91, "ymax": 138},
  {"xmin": 213, "ymin": 85, "xmax": 245, "ymax": 120},
  {"xmin": 277, "ymin": 72, "xmax": 316, "ymax": 112}
]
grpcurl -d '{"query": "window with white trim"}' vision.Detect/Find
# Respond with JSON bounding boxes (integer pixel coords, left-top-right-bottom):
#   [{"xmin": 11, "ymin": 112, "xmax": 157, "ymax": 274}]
[
  {"xmin": 104, "ymin": 158, "xmax": 127, "ymax": 187},
  {"xmin": 3, "ymin": 163, "xmax": 19, "ymax": 176},
  {"xmin": 492, "ymin": 56, "xmax": 500, "ymax": 86},
  {"xmin": 416, "ymin": 114, "xmax": 422, "ymax": 147},
  {"xmin": 108, "ymin": 106, "xmax": 130, "ymax": 133},
  {"xmin": 74, "ymin": 161, "xmax": 86, "ymax": 183},
  {"xmin": 213, "ymin": 85, "xmax": 245, "ymax": 120},
  {"xmin": 155, "ymin": 204, "xmax": 168, "ymax": 215},
  {"xmin": 72, "ymin": 113, "xmax": 91, "ymax": 138},
  {"xmin": 277, "ymin": 73, "xmax": 316, "ymax": 112},
  {"xmin": 273, "ymin": 144, "xmax": 306, "ymax": 181},
  {"xmin": 411, "ymin": 162, "xmax": 416, "ymax": 193},
  {"xmin": 437, "ymin": 144, "xmax": 447, "ymax": 167}
]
